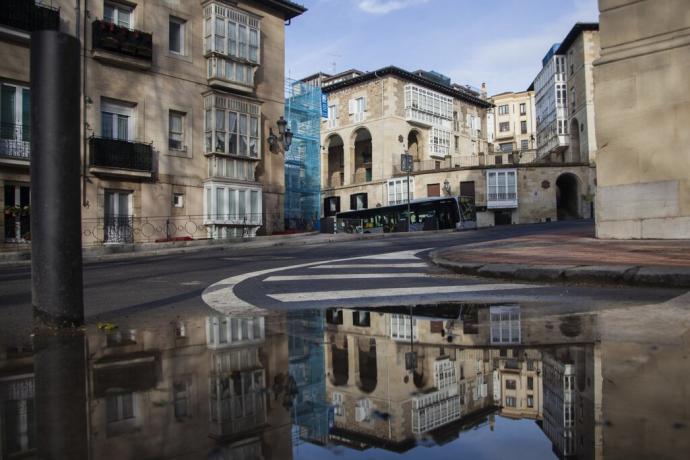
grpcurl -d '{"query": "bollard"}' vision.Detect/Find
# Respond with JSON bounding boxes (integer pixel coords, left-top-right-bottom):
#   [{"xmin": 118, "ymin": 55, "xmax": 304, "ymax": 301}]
[{"xmin": 30, "ymin": 31, "xmax": 83, "ymax": 327}]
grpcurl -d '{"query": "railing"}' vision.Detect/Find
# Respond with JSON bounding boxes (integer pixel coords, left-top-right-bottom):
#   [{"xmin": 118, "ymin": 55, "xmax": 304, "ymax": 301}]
[
  {"xmin": 0, "ymin": 0, "xmax": 60, "ymax": 32},
  {"xmin": 102, "ymin": 215, "xmax": 134, "ymax": 244},
  {"xmin": 92, "ymin": 19, "xmax": 153, "ymax": 61},
  {"xmin": 392, "ymin": 150, "xmax": 541, "ymax": 175},
  {"xmin": 89, "ymin": 136, "xmax": 153, "ymax": 172},
  {"xmin": 0, "ymin": 123, "xmax": 31, "ymax": 160},
  {"xmin": 325, "ymin": 172, "xmax": 344, "ymax": 188},
  {"xmin": 352, "ymin": 170, "xmax": 372, "ymax": 184},
  {"xmin": 488, "ymin": 192, "xmax": 517, "ymax": 201}
]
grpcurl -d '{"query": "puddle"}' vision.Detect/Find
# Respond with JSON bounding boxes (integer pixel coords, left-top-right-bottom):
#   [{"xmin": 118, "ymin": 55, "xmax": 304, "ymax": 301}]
[{"xmin": 0, "ymin": 302, "xmax": 688, "ymax": 459}]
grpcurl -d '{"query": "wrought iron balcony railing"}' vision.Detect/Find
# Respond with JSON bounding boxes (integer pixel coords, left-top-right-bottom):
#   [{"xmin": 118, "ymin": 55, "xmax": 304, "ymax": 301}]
[
  {"xmin": 0, "ymin": 0, "xmax": 60, "ymax": 32},
  {"xmin": 92, "ymin": 19, "xmax": 153, "ymax": 61},
  {"xmin": 0, "ymin": 123, "xmax": 31, "ymax": 160},
  {"xmin": 89, "ymin": 136, "xmax": 153, "ymax": 172},
  {"xmin": 103, "ymin": 215, "xmax": 134, "ymax": 244}
]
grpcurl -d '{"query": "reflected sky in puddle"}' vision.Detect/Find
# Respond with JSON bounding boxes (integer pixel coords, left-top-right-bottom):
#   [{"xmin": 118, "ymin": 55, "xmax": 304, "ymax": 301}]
[{"xmin": 0, "ymin": 300, "xmax": 688, "ymax": 459}]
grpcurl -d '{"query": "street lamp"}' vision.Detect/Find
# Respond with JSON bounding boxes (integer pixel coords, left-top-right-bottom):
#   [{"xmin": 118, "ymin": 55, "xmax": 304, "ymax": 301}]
[
  {"xmin": 443, "ymin": 178, "xmax": 451, "ymax": 196},
  {"xmin": 268, "ymin": 116, "xmax": 293, "ymax": 152}
]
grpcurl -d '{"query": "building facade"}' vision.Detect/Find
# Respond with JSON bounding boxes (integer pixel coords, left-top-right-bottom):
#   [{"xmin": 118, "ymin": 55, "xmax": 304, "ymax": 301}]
[
  {"xmin": 317, "ymin": 66, "xmax": 593, "ymax": 227},
  {"xmin": 490, "ymin": 90, "xmax": 537, "ymax": 155},
  {"xmin": 594, "ymin": 0, "xmax": 690, "ymax": 239},
  {"xmin": 0, "ymin": 0, "xmax": 305, "ymax": 247}
]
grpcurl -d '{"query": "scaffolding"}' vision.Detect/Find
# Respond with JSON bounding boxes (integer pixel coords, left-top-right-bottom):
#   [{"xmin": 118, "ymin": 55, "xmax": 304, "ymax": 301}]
[{"xmin": 284, "ymin": 78, "xmax": 322, "ymax": 232}]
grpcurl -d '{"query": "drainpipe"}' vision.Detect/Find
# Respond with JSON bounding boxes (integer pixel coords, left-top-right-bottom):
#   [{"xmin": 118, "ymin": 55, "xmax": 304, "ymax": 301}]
[
  {"xmin": 374, "ymin": 71, "xmax": 385, "ymax": 205},
  {"xmin": 81, "ymin": 0, "xmax": 89, "ymax": 208}
]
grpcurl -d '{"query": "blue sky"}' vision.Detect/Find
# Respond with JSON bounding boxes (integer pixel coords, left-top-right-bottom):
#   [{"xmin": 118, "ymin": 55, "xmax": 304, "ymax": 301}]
[{"xmin": 285, "ymin": 0, "xmax": 599, "ymax": 95}]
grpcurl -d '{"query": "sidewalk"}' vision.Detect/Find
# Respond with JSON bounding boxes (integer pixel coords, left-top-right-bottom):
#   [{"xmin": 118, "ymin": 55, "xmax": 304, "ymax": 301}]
[{"xmin": 430, "ymin": 225, "xmax": 690, "ymax": 288}]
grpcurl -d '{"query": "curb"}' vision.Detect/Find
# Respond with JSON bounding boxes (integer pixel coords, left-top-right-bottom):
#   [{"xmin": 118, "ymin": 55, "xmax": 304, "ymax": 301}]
[
  {"xmin": 0, "ymin": 228, "xmax": 455, "ymax": 267},
  {"xmin": 428, "ymin": 252, "xmax": 690, "ymax": 289}
]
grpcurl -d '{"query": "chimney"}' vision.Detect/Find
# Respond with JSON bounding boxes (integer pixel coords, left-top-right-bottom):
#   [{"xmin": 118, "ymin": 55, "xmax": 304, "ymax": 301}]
[{"xmin": 481, "ymin": 82, "xmax": 487, "ymax": 98}]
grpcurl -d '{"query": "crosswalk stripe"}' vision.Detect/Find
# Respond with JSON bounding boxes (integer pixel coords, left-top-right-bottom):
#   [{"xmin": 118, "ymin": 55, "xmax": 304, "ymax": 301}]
[
  {"xmin": 268, "ymin": 284, "xmax": 539, "ymax": 303},
  {"xmin": 264, "ymin": 273, "xmax": 430, "ymax": 282},
  {"xmin": 310, "ymin": 263, "xmax": 428, "ymax": 269}
]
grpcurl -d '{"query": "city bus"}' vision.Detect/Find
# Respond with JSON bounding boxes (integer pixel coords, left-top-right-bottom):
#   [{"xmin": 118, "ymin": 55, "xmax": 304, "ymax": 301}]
[{"xmin": 335, "ymin": 196, "xmax": 472, "ymax": 233}]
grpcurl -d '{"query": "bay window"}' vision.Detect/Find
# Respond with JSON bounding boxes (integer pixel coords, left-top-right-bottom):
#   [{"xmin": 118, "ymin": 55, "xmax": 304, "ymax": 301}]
[
  {"xmin": 487, "ymin": 169, "xmax": 517, "ymax": 208},
  {"xmin": 204, "ymin": 93, "xmax": 260, "ymax": 159},
  {"xmin": 203, "ymin": 2, "xmax": 260, "ymax": 88},
  {"xmin": 204, "ymin": 184, "xmax": 262, "ymax": 225}
]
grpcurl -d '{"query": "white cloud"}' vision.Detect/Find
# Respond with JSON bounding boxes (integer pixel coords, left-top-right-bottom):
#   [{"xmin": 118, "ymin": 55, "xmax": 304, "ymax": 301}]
[{"xmin": 357, "ymin": 0, "xmax": 432, "ymax": 14}]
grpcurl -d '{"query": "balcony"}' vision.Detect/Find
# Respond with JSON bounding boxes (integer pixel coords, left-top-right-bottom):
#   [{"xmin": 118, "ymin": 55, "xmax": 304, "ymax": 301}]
[
  {"xmin": 0, "ymin": 0, "xmax": 59, "ymax": 39},
  {"xmin": 91, "ymin": 19, "xmax": 153, "ymax": 70},
  {"xmin": 0, "ymin": 123, "xmax": 30, "ymax": 166},
  {"xmin": 89, "ymin": 136, "xmax": 153, "ymax": 179}
]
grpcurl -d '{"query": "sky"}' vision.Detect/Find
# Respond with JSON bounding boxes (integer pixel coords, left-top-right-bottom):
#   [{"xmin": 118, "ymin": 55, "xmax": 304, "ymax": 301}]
[{"xmin": 285, "ymin": 0, "xmax": 599, "ymax": 95}]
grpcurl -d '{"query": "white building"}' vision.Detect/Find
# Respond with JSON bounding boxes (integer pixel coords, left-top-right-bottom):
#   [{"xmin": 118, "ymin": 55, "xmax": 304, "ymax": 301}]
[{"xmin": 534, "ymin": 44, "xmax": 569, "ymax": 160}]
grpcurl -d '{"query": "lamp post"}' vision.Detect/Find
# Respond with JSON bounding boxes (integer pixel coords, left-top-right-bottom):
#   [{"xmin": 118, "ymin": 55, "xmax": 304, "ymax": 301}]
[{"xmin": 268, "ymin": 116, "xmax": 293, "ymax": 152}]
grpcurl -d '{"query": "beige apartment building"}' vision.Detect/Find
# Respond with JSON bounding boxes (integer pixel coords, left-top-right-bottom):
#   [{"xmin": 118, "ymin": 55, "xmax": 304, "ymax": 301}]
[
  {"xmin": 0, "ymin": 0, "xmax": 305, "ymax": 247},
  {"xmin": 489, "ymin": 90, "xmax": 537, "ymax": 155},
  {"xmin": 594, "ymin": 0, "xmax": 690, "ymax": 239}
]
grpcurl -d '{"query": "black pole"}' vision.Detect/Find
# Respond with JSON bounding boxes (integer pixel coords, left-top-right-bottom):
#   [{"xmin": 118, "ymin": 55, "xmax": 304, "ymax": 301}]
[
  {"xmin": 33, "ymin": 330, "xmax": 89, "ymax": 459},
  {"xmin": 30, "ymin": 31, "xmax": 83, "ymax": 328}
]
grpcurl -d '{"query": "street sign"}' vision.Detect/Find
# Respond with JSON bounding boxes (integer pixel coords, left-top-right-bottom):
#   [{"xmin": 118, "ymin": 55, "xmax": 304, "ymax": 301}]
[
  {"xmin": 321, "ymin": 94, "xmax": 329, "ymax": 118},
  {"xmin": 401, "ymin": 153, "xmax": 413, "ymax": 172}
]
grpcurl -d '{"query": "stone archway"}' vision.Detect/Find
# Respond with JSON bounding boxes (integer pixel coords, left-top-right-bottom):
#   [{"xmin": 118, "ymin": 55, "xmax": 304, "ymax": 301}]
[
  {"xmin": 357, "ymin": 338, "xmax": 377, "ymax": 393},
  {"xmin": 408, "ymin": 130, "xmax": 421, "ymax": 162},
  {"xmin": 569, "ymin": 118, "xmax": 581, "ymax": 163},
  {"xmin": 326, "ymin": 134, "xmax": 344, "ymax": 187},
  {"xmin": 556, "ymin": 173, "xmax": 581, "ymax": 220},
  {"xmin": 352, "ymin": 128, "xmax": 372, "ymax": 183}
]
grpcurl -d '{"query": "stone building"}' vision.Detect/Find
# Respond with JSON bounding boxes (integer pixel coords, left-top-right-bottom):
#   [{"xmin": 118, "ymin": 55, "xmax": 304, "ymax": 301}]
[
  {"xmin": 317, "ymin": 66, "xmax": 594, "ymax": 227},
  {"xmin": 0, "ymin": 0, "xmax": 305, "ymax": 247},
  {"xmin": 490, "ymin": 89, "xmax": 537, "ymax": 155},
  {"xmin": 594, "ymin": 0, "xmax": 690, "ymax": 239}
]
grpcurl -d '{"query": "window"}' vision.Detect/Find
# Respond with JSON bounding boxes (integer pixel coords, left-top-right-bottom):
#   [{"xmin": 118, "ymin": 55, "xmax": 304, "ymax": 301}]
[
  {"xmin": 520, "ymin": 120, "xmax": 527, "ymax": 134},
  {"xmin": 349, "ymin": 97, "xmax": 366, "ymax": 122},
  {"xmin": 1, "ymin": 83, "xmax": 31, "ymax": 162},
  {"xmin": 571, "ymin": 87, "xmax": 576, "ymax": 112},
  {"xmin": 390, "ymin": 314, "xmax": 417, "ymax": 341},
  {"xmin": 327, "ymin": 104, "xmax": 338, "ymax": 129},
  {"xmin": 169, "ymin": 16, "xmax": 185, "ymax": 54},
  {"xmin": 519, "ymin": 103, "xmax": 526, "ymax": 115},
  {"xmin": 387, "ymin": 178, "xmax": 413, "ymax": 205},
  {"xmin": 556, "ymin": 84, "xmax": 567, "ymax": 107},
  {"xmin": 506, "ymin": 379, "xmax": 517, "ymax": 390},
  {"xmin": 104, "ymin": 2, "xmax": 132, "ymax": 29},
  {"xmin": 527, "ymin": 376, "xmax": 534, "ymax": 390},
  {"xmin": 324, "ymin": 196, "xmax": 340, "ymax": 217},
  {"xmin": 404, "ymin": 84, "xmax": 453, "ymax": 126},
  {"xmin": 527, "ymin": 395, "xmax": 534, "ymax": 408},
  {"xmin": 106, "ymin": 393, "xmax": 135, "ymax": 423},
  {"xmin": 204, "ymin": 185, "xmax": 262, "ymax": 225},
  {"xmin": 169, "ymin": 110, "xmax": 185, "ymax": 150},
  {"xmin": 174, "ymin": 320, "xmax": 186, "ymax": 337},
  {"xmin": 204, "ymin": 94, "xmax": 260, "ymax": 158},
  {"xmin": 172, "ymin": 193, "xmax": 184, "ymax": 208},
  {"xmin": 101, "ymin": 100, "xmax": 134, "ymax": 141},
  {"xmin": 203, "ymin": 4, "xmax": 260, "ymax": 64},
  {"xmin": 434, "ymin": 359, "xmax": 457, "ymax": 389},
  {"xmin": 173, "ymin": 382, "xmax": 190, "ymax": 419},
  {"xmin": 350, "ymin": 193, "xmax": 367, "ymax": 210},
  {"xmin": 106, "ymin": 329, "xmax": 136, "ymax": 346},
  {"xmin": 520, "ymin": 139, "xmax": 529, "ymax": 150},
  {"xmin": 499, "ymin": 143, "xmax": 513, "ymax": 152},
  {"xmin": 498, "ymin": 105, "xmax": 509, "ymax": 115},
  {"xmin": 206, "ymin": 316, "xmax": 265, "ymax": 347},
  {"xmin": 454, "ymin": 135, "xmax": 459, "ymax": 153},
  {"xmin": 505, "ymin": 396, "xmax": 517, "ymax": 408},
  {"xmin": 352, "ymin": 310, "xmax": 371, "ymax": 327},
  {"xmin": 489, "ymin": 305, "xmax": 521, "ymax": 343},
  {"xmin": 499, "ymin": 122, "xmax": 510, "ymax": 132}
]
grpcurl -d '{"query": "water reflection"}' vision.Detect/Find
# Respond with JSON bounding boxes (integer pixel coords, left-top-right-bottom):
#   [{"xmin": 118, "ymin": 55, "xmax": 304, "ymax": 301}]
[{"xmin": 0, "ymin": 301, "xmax": 687, "ymax": 459}]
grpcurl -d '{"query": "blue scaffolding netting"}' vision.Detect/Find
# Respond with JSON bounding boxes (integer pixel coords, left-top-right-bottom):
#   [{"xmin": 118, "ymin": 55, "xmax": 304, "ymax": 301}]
[{"xmin": 284, "ymin": 78, "xmax": 322, "ymax": 232}]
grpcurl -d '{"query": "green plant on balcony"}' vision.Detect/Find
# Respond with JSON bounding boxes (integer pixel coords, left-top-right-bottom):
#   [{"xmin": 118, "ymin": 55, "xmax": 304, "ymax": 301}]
[{"xmin": 4, "ymin": 205, "xmax": 30, "ymax": 217}]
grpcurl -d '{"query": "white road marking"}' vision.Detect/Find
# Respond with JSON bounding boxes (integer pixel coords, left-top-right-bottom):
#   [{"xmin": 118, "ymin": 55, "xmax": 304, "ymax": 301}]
[
  {"xmin": 268, "ymin": 284, "xmax": 540, "ymax": 303},
  {"xmin": 264, "ymin": 273, "xmax": 430, "ymax": 282},
  {"xmin": 202, "ymin": 248, "xmax": 432, "ymax": 315},
  {"xmin": 357, "ymin": 250, "xmax": 429, "ymax": 260},
  {"xmin": 311, "ymin": 263, "xmax": 428, "ymax": 269}
]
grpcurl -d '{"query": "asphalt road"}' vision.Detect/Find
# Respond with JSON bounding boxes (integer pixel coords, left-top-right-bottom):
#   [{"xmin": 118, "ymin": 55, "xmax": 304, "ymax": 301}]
[{"xmin": 0, "ymin": 221, "xmax": 685, "ymax": 332}]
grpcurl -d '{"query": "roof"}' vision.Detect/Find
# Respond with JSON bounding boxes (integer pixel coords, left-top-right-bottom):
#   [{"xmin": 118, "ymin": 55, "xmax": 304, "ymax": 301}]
[
  {"xmin": 556, "ymin": 22, "xmax": 599, "ymax": 54},
  {"xmin": 322, "ymin": 66, "xmax": 493, "ymax": 108},
  {"xmin": 257, "ymin": 0, "xmax": 307, "ymax": 20}
]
